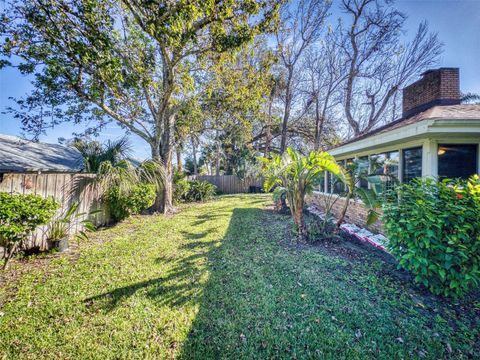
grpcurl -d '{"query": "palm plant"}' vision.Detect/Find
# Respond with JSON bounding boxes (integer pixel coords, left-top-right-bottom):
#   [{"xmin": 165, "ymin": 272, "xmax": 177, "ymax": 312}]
[
  {"xmin": 259, "ymin": 147, "xmax": 346, "ymax": 243},
  {"xmin": 73, "ymin": 137, "xmax": 131, "ymax": 172},
  {"xmin": 97, "ymin": 159, "xmax": 166, "ymax": 197},
  {"xmin": 461, "ymin": 92, "xmax": 480, "ymax": 105},
  {"xmin": 46, "ymin": 202, "xmax": 98, "ymax": 251}
]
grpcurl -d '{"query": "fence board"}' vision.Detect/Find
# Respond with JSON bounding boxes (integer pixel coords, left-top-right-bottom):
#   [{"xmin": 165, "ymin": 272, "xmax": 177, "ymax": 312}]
[
  {"xmin": 188, "ymin": 175, "xmax": 264, "ymax": 194},
  {"xmin": 0, "ymin": 172, "xmax": 109, "ymax": 251}
]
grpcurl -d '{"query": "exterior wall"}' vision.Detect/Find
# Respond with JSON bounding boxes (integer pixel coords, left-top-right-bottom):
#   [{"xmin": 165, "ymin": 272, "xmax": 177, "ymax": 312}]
[
  {"xmin": 319, "ymin": 135, "xmax": 480, "ymax": 235},
  {"xmin": 306, "ymin": 192, "xmax": 384, "ymax": 234},
  {"xmin": 402, "ymin": 68, "xmax": 460, "ymax": 117}
]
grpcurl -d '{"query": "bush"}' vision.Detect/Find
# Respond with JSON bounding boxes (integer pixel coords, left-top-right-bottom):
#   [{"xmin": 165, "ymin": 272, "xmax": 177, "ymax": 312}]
[
  {"xmin": 304, "ymin": 212, "xmax": 339, "ymax": 243},
  {"xmin": 106, "ymin": 184, "xmax": 156, "ymax": 221},
  {"xmin": 383, "ymin": 176, "xmax": 480, "ymax": 297},
  {"xmin": 173, "ymin": 171, "xmax": 191, "ymax": 204},
  {"xmin": 0, "ymin": 192, "xmax": 58, "ymax": 269},
  {"xmin": 184, "ymin": 180, "xmax": 216, "ymax": 202}
]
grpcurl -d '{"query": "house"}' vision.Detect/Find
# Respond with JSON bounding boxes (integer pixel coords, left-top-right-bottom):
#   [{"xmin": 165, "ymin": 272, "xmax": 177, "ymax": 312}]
[
  {"xmin": 0, "ymin": 134, "xmax": 84, "ymax": 173},
  {"xmin": 308, "ymin": 68, "xmax": 480, "ymax": 233}
]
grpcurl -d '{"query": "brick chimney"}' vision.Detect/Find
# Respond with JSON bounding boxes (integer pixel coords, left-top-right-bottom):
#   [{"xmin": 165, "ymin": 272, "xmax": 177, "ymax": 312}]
[{"xmin": 402, "ymin": 68, "xmax": 461, "ymax": 118}]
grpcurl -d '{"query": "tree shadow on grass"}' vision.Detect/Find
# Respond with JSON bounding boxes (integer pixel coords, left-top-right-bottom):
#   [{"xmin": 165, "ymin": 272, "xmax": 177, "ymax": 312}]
[
  {"xmin": 82, "ymin": 203, "xmax": 479, "ymax": 359},
  {"xmin": 82, "ymin": 206, "xmax": 267, "ymax": 316},
  {"xmin": 82, "ymin": 217, "xmax": 228, "ymax": 312},
  {"xmin": 177, "ymin": 207, "xmax": 480, "ymax": 359}
]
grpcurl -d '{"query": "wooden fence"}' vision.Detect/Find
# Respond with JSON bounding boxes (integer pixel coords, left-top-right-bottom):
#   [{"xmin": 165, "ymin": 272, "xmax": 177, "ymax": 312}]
[
  {"xmin": 0, "ymin": 172, "xmax": 109, "ymax": 251},
  {"xmin": 188, "ymin": 175, "xmax": 264, "ymax": 194}
]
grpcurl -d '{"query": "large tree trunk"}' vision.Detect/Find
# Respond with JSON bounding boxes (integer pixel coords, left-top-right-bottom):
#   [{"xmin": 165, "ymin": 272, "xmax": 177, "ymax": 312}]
[
  {"xmin": 151, "ymin": 112, "xmax": 175, "ymax": 214},
  {"xmin": 313, "ymin": 97, "xmax": 325, "ymax": 151},
  {"xmin": 280, "ymin": 68, "xmax": 293, "ymax": 154},
  {"xmin": 160, "ymin": 113, "xmax": 175, "ymax": 214},
  {"xmin": 162, "ymin": 152, "xmax": 174, "ymax": 214},
  {"xmin": 191, "ymin": 137, "xmax": 198, "ymax": 175},
  {"xmin": 264, "ymin": 95, "xmax": 273, "ymax": 157},
  {"xmin": 151, "ymin": 145, "xmax": 168, "ymax": 214},
  {"xmin": 215, "ymin": 129, "xmax": 220, "ymax": 176},
  {"xmin": 176, "ymin": 145, "xmax": 183, "ymax": 173},
  {"xmin": 290, "ymin": 190, "xmax": 307, "ymax": 243}
]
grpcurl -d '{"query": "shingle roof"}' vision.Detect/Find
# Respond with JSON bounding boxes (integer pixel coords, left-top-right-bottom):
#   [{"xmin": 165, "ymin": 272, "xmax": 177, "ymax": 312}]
[
  {"xmin": 336, "ymin": 104, "xmax": 480, "ymax": 148},
  {"xmin": 0, "ymin": 134, "xmax": 85, "ymax": 172}
]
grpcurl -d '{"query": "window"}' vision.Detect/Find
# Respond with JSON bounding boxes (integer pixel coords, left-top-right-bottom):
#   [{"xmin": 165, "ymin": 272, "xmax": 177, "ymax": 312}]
[
  {"xmin": 317, "ymin": 173, "xmax": 325, "ymax": 192},
  {"xmin": 403, "ymin": 147, "xmax": 422, "ymax": 182},
  {"xmin": 332, "ymin": 160, "xmax": 345, "ymax": 194},
  {"xmin": 369, "ymin": 151, "xmax": 399, "ymax": 191},
  {"xmin": 384, "ymin": 151, "xmax": 399, "ymax": 190},
  {"xmin": 438, "ymin": 144, "xmax": 478, "ymax": 179},
  {"xmin": 385, "ymin": 151, "xmax": 399, "ymax": 178},
  {"xmin": 370, "ymin": 153, "xmax": 386, "ymax": 175},
  {"xmin": 325, "ymin": 171, "xmax": 331, "ymax": 193},
  {"xmin": 357, "ymin": 156, "xmax": 369, "ymax": 189}
]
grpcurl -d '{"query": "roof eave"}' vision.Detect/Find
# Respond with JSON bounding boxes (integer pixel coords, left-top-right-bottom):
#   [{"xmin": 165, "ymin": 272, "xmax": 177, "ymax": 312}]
[{"xmin": 330, "ymin": 118, "xmax": 480, "ymax": 157}]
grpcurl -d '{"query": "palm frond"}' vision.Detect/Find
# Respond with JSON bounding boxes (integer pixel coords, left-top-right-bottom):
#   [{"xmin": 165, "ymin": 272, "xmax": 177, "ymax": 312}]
[{"xmin": 461, "ymin": 92, "xmax": 480, "ymax": 105}]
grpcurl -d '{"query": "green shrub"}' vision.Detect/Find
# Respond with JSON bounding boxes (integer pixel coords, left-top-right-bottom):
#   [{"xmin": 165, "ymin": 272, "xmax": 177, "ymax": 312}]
[
  {"xmin": 383, "ymin": 176, "xmax": 480, "ymax": 297},
  {"xmin": 0, "ymin": 192, "xmax": 58, "ymax": 269},
  {"xmin": 106, "ymin": 184, "xmax": 156, "ymax": 221},
  {"xmin": 184, "ymin": 180, "xmax": 216, "ymax": 202},
  {"xmin": 173, "ymin": 171, "xmax": 191, "ymax": 204}
]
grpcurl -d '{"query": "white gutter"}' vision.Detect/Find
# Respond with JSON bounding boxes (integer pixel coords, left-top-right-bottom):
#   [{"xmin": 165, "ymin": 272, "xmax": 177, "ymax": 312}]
[{"xmin": 330, "ymin": 118, "xmax": 480, "ymax": 158}]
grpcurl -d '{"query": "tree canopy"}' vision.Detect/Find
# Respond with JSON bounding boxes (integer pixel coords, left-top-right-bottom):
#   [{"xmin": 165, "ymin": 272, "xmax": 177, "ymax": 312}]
[{"xmin": 1, "ymin": 0, "xmax": 280, "ymax": 211}]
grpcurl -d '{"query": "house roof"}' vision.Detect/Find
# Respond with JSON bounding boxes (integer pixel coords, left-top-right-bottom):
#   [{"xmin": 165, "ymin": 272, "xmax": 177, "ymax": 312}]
[
  {"xmin": 0, "ymin": 134, "xmax": 85, "ymax": 173},
  {"xmin": 336, "ymin": 104, "xmax": 480, "ymax": 148}
]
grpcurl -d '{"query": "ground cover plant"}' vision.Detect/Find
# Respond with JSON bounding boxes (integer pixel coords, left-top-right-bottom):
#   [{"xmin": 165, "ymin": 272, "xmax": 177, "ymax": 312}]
[{"xmin": 0, "ymin": 195, "xmax": 478, "ymax": 359}]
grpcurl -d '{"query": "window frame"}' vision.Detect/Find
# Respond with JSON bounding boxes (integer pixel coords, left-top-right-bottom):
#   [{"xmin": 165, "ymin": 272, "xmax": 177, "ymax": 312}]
[{"xmin": 437, "ymin": 143, "xmax": 479, "ymax": 179}]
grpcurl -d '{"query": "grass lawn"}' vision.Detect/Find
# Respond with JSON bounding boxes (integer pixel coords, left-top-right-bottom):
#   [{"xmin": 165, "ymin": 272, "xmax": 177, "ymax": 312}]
[{"xmin": 0, "ymin": 194, "xmax": 478, "ymax": 359}]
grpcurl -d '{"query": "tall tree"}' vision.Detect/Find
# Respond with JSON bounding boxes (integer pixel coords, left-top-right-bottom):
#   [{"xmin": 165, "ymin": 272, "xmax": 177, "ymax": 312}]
[
  {"xmin": 338, "ymin": 0, "xmax": 442, "ymax": 136},
  {"xmin": 1, "ymin": 0, "xmax": 280, "ymax": 212},
  {"xmin": 201, "ymin": 39, "xmax": 274, "ymax": 174},
  {"xmin": 304, "ymin": 29, "xmax": 346, "ymax": 150},
  {"xmin": 275, "ymin": 0, "xmax": 331, "ymax": 153}
]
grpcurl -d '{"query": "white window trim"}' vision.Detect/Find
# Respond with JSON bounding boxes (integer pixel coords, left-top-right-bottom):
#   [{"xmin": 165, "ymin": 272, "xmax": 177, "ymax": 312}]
[{"xmin": 320, "ymin": 135, "xmax": 480, "ymax": 196}]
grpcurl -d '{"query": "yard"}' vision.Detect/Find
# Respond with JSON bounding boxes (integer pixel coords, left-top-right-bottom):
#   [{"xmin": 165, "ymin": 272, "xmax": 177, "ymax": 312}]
[{"xmin": 0, "ymin": 194, "xmax": 478, "ymax": 359}]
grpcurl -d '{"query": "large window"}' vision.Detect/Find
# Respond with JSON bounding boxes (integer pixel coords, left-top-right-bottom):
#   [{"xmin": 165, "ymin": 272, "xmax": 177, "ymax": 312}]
[
  {"xmin": 403, "ymin": 147, "xmax": 422, "ymax": 182},
  {"xmin": 438, "ymin": 144, "xmax": 478, "ymax": 179},
  {"xmin": 332, "ymin": 160, "xmax": 345, "ymax": 194},
  {"xmin": 370, "ymin": 151, "xmax": 399, "ymax": 190},
  {"xmin": 357, "ymin": 156, "xmax": 369, "ymax": 189}
]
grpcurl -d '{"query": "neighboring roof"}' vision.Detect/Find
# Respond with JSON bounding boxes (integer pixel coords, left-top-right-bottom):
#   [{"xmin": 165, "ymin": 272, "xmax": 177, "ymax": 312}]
[
  {"xmin": 335, "ymin": 104, "xmax": 480, "ymax": 148},
  {"xmin": 0, "ymin": 134, "xmax": 85, "ymax": 172}
]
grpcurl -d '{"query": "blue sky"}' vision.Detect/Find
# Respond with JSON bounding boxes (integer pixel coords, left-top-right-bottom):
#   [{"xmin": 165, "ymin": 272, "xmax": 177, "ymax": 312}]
[{"xmin": 1, "ymin": 0, "xmax": 479, "ymax": 159}]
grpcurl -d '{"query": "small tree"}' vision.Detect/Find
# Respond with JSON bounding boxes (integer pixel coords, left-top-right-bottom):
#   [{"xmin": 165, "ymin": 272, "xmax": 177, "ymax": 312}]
[
  {"xmin": 259, "ymin": 147, "xmax": 344, "ymax": 243},
  {"xmin": 0, "ymin": 193, "xmax": 58, "ymax": 269}
]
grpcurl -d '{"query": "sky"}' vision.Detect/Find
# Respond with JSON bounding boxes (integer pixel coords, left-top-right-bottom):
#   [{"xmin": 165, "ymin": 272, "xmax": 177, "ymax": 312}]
[{"xmin": 0, "ymin": 0, "xmax": 479, "ymax": 160}]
